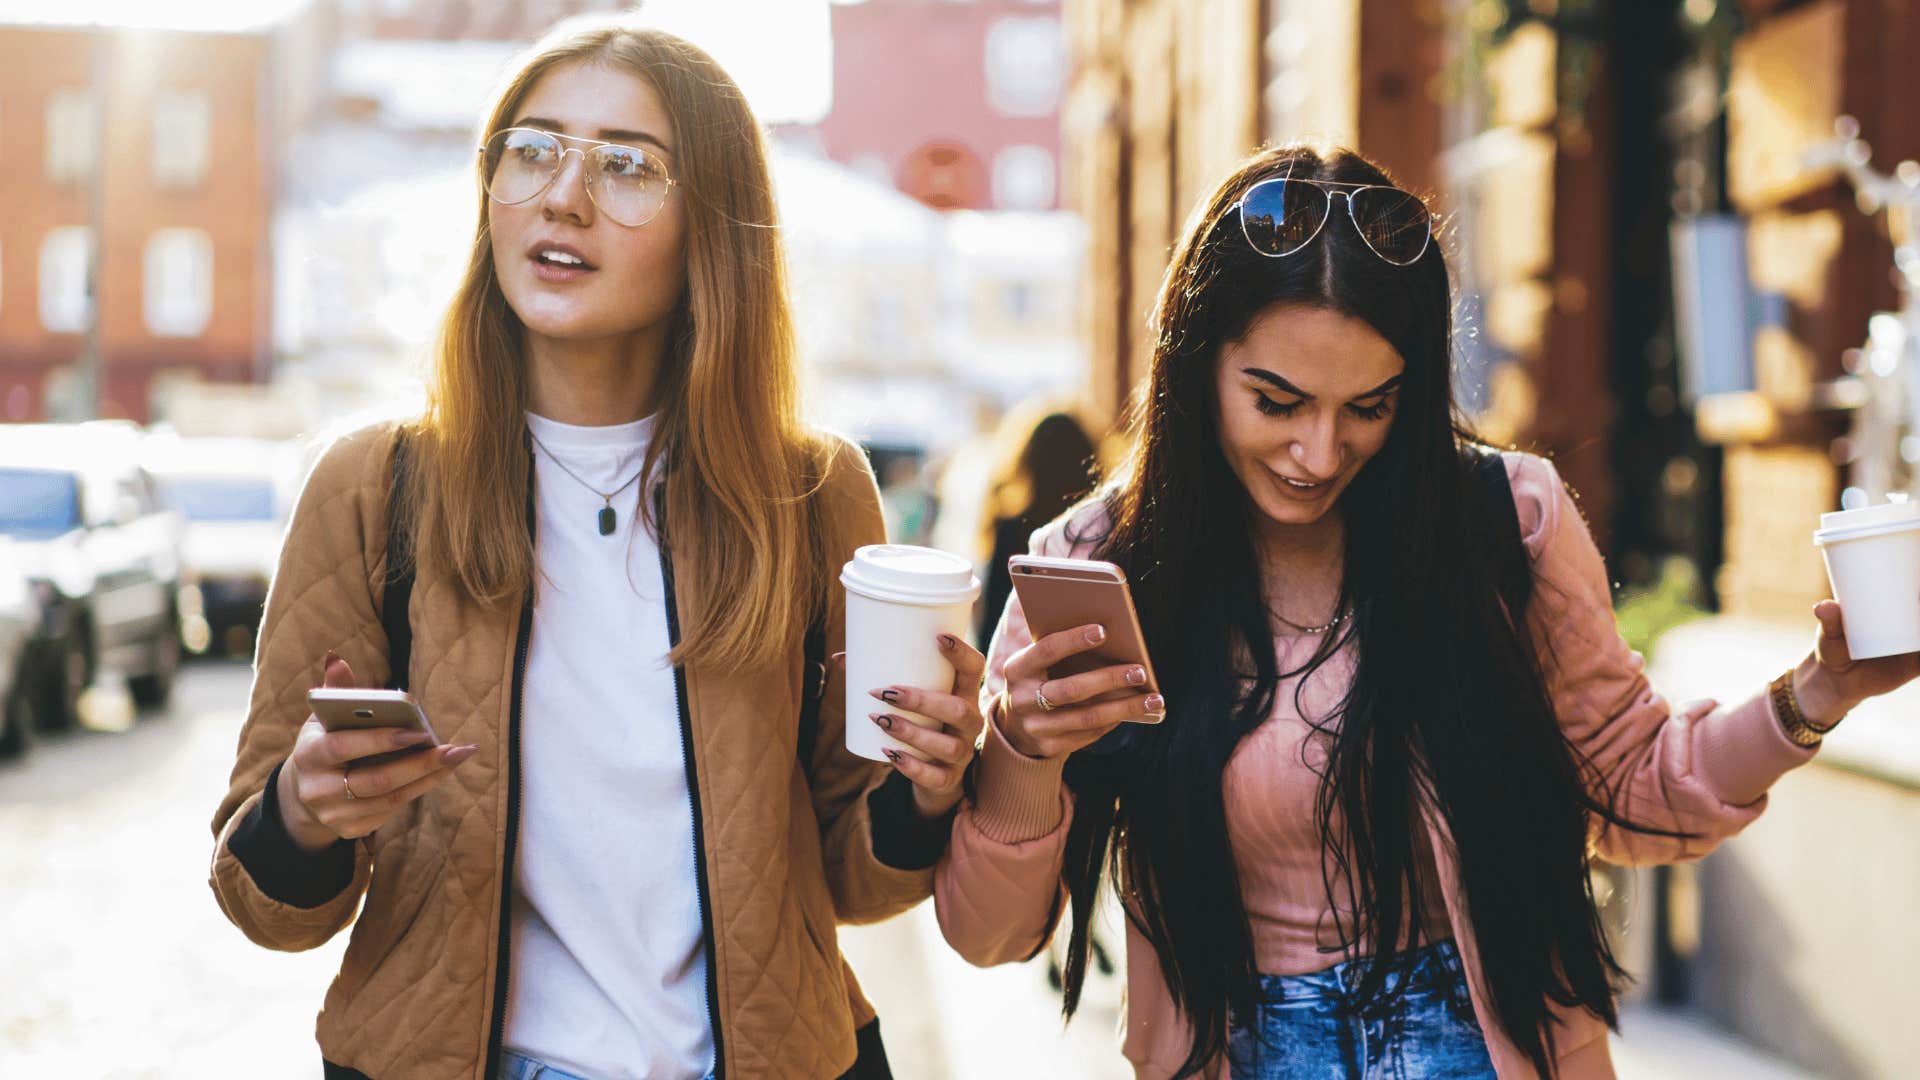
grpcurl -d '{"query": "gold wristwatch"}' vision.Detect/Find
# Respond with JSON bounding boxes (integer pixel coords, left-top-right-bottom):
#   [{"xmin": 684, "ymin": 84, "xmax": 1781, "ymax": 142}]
[{"xmin": 1770, "ymin": 669, "xmax": 1841, "ymax": 748}]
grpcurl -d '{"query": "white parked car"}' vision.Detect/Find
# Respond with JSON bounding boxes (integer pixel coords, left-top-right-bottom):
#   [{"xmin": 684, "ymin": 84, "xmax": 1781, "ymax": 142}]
[
  {"xmin": 0, "ymin": 423, "xmax": 185, "ymax": 728},
  {"xmin": 143, "ymin": 435, "xmax": 298, "ymax": 658}
]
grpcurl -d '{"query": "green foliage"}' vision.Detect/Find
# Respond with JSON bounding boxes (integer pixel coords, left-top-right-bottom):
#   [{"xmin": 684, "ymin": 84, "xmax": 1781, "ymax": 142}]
[{"xmin": 1613, "ymin": 556, "xmax": 1711, "ymax": 657}]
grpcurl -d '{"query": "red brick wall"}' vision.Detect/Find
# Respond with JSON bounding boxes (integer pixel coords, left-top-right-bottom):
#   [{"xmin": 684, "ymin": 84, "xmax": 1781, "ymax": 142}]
[
  {"xmin": 0, "ymin": 26, "xmax": 274, "ymax": 421},
  {"xmin": 813, "ymin": 0, "xmax": 1063, "ymax": 211}
]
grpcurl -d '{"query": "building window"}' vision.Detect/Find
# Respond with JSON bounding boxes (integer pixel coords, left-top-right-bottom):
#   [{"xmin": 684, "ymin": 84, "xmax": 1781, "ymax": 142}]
[
  {"xmin": 152, "ymin": 92, "xmax": 212, "ymax": 189},
  {"xmin": 144, "ymin": 228, "xmax": 214, "ymax": 337},
  {"xmin": 992, "ymin": 144, "xmax": 1055, "ymax": 210},
  {"xmin": 985, "ymin": 16, "xmax": 1063, "ymax": 118},
  {"xmin": 39, "ymin": 227, "xmax": 93, "ymax": 333},
  {"xmin": 45, "ymin": 89, "xmax": 97, "ymax": 186}
]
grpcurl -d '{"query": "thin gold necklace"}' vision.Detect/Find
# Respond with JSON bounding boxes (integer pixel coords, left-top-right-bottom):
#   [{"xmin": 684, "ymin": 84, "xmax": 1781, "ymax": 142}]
[{"xmin": 528, "ymin": 431, "xmax": 646, "ymax": 536}]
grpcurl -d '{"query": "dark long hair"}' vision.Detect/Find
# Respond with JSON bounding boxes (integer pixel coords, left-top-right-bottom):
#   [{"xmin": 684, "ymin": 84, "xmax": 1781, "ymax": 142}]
[{"xmin": 1052, "ymin": 145, "xmax": 1674, "ymax": 1078}]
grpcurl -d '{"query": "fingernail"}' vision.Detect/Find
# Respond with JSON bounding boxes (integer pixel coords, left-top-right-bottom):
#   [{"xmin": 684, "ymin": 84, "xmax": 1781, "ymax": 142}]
[
  {"xmin": 1145, "ymin": 694, "xmax": 1166, "ymax": 713},
  {"xmin": 832, "ymin": 651, "xmax": 846, "ymax": 668},
  {"xmin": 876, "ymin": 688, "xmax": 900, "ymax": 704},
  {"xmin": 1126, "ymin": 666, "xmax": 1146, "ymax": 686},
  {"xmin": 324, "ymin": 649, "xmax": 340, "ymax": 667},
  {"xmin": 871, "ymin": 712, "xmax": 895, "ymax": 731},
  {"xmin": 444, "ymin": 745, "xmax": 479, "ymax": 766},
  {"xmin": 1086, "ymin": 625, "xmax": 1107, "ymax": 644},
  {"xmin": 883, "ymin": 749, "xmax": 901, "ymax": 764}
]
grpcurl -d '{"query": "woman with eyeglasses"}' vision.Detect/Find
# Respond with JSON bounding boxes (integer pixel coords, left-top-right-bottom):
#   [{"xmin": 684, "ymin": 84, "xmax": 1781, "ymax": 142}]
[
  {"xmin": 208, "ymin": 17, "xmax": 981, "ymax": 1080},
  {"xmin": 923, "ymin": 144, "xmax": 1919, "ymax": 1079}
]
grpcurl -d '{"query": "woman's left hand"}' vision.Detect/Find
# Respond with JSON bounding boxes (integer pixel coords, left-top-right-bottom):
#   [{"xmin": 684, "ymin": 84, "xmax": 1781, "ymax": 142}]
[
  {"xmin": 856, "ymin": 633, "xmax": 987, "ymax": 820},
  {"xmin": 1797, "ymin": 600, "xmax": 1920, "ymax": 726}
]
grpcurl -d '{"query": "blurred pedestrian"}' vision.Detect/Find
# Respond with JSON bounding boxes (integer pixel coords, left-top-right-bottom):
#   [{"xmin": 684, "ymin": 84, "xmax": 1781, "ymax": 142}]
[
  {"xmin": 207, "ymin": 17, "xmax": 978, "ymax": 1080},
  {"xmin": 880, "ymin": 453, "xmax": 938, "ymax": 547},
  {"xmin": 926, "ymin": 144, "xmax": 1920, "ymax": 1079},
  {"xmin": 976, "ymin": 410, "xmax": 1098, "ymax": 653}
]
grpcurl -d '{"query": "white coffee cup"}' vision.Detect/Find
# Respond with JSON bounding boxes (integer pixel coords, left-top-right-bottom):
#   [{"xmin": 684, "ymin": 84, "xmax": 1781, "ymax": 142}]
[
  {"xmin": 1814, "ymin": 500, "xmax": 1920, "ymax": 660},
  {"xmin": 841, "ymin": 544, "xmax": 981, "ymax": 762}
]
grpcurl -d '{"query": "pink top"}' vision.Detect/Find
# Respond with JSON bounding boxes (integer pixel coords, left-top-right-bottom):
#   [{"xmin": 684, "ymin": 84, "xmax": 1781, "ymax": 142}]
[
  {"xmin": 934, "ymin": 453, "xmax": 1818, "ymax": 1080},
  {"xmin": 1220, "ymin": 633, "xmax": 1454, "ymax": 972}
]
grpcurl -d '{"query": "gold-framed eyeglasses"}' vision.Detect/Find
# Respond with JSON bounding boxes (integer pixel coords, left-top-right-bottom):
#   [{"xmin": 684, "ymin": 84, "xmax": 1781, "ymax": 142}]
[{"xmin": 478, "ymin": 127, "xmax": 676, "ymax": 228}]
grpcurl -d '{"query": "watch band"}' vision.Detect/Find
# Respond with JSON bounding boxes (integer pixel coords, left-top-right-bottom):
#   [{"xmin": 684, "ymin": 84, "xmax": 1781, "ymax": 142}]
[{"xmin": 1770, "ymin": 669, "xmax": 1839, "ymax": 748}]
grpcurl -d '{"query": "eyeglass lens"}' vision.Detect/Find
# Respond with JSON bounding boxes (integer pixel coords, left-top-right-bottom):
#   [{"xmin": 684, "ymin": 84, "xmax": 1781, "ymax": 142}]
[
  {"xmin": 1239, "ymin": 178, "xmax": 1430, "ymax": 265},
  {"xmin": 482, "ymin": 129, "xmax": 671, "ymax": 226}
]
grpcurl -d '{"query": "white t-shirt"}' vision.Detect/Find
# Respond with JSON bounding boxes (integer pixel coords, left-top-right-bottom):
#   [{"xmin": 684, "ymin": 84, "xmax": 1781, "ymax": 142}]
[{"xmin": 503, "ymin": 411, "xmax": 713, "ymax": 1080}]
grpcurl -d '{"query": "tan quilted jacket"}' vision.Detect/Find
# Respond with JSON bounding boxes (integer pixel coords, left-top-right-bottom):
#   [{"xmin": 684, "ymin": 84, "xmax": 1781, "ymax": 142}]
[{"xmin": 209, "ymin": 420, "xmax": 933, "ymax": 1078}]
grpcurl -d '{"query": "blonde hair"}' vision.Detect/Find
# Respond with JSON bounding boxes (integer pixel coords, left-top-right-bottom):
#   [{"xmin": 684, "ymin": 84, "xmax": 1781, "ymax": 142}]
[{"xmin": 409, "ymin": 17, "xmax": 827, "ymax": 671}]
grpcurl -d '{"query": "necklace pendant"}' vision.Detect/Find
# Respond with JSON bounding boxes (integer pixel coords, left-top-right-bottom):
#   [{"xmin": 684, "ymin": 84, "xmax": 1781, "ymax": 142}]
[{"xmin": 597, "ymin": 505, "xmax": 617, "ymax": 536}]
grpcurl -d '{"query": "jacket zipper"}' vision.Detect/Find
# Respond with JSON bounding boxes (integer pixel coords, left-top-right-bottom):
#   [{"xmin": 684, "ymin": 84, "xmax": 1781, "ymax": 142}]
[
  {"xmin": 482, "ymin": 455, "xmax": 537, "ymax": 1079},
  {"xmin": 656, "ymin": 491, "xmax": 727, "ymax": 1077}
]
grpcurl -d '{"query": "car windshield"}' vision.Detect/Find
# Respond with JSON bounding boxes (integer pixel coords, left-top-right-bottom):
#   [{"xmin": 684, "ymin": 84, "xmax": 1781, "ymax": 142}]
[
  {"xmin": 157, "ymin": 477, "xmax": 277, "ymax": 523},
  {"xmin": 0, "ymin": 468, "xmax": 83, "ymax": 539}
]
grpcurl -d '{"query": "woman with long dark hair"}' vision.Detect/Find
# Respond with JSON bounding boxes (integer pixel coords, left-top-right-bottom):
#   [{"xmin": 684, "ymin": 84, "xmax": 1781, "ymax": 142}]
[
  {"xmin": 208, "ymin": 18, "xmax": 975, "ymax": 1078},
  {"xmin": 976, "ymin": 409, "xmax": 1100, "ymax": 645},
  {"xmin": 906, "ymin": 145, "xmax": 1919, "ymax": 1078}
]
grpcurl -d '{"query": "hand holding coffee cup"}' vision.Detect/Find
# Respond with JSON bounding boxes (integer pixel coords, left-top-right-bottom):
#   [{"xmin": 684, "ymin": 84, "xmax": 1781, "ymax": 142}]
[
  {"xmin": 839, "ymin": 545, "xmax": 986, "ymax": 820},
  {"xmin": 854, "ymin": 632, "xmax": 988, "ymax": 820},
  {"xmin": 997, "ymin": 623, "xmax": 1166, "ymax": 760},
  {"xmin": 1803, "ymin": 500, "xmax": 1920, "ymax": 726}
]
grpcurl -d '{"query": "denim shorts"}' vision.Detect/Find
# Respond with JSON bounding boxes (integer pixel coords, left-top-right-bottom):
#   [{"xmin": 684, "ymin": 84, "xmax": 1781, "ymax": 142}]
[
  {"xmin": 1227, "ymin": 939, "xmax": 1497, "ymax": 1080},
  {"xmin": 496, "ymin": 1048, "xmax": 717, "ymax": 1080}
]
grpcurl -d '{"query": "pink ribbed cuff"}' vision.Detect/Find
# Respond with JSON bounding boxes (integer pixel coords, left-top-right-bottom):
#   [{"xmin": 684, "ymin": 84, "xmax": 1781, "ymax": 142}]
[
  {"xmin": 1695, "ymin": 686, "xmax": 1820, "ymax": 807},
  {"xmin": 969, "ymin": 721, "xmax": 1069, "ymax": 844}
]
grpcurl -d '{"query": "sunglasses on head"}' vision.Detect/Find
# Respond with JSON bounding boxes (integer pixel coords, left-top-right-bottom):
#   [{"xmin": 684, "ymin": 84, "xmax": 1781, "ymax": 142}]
[{"xmin": 1235, "ymin": 175, "xmax": 1433, "ymax": 266}]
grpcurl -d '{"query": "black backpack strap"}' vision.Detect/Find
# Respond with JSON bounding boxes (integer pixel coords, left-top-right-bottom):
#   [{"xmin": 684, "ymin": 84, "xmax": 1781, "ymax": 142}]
[
  {"xmin": 382, "ymin": 431, "xmax": 415, "ymax": 693},
  {"xmin": 1472, "ymin": 447, "xmax": 1533, "ymax": 623},
  {"xmin": 796, "ymin": 615, "xmax": 828, "ymax": 779}
]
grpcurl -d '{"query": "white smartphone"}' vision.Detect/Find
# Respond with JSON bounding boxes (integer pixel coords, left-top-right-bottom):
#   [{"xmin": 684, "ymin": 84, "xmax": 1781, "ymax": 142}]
[
  {"xmin": 1008, "ymin": 554, "xmax": 1162, "ymax": 722},
  {"xmin": 306, "ymin": 687, "xmax": 441, "ymax": 766}
]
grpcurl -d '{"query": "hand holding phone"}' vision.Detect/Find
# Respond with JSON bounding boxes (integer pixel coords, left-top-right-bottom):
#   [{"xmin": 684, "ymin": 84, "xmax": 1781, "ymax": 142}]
[
  {"xmin": 998, "ymin": 555, "xmax": 1166, "ymax": 759},
  {"xmin": 274, "ymin": 651, "xmax": 478, "ymax": 854}
]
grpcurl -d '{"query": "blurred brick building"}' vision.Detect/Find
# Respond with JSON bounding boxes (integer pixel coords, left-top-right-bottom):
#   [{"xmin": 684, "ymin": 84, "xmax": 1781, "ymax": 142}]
[
  {"xmin": 809, "ymin": 0, "xmax": 1065, "ymax": 211},
  {"xmin": 0, "ymin": 7, "xmax": 338, "ymax": 424},
  {"xmin": 1064, "ymin": 0, "xmax": 1920, "ymax": 1074}
]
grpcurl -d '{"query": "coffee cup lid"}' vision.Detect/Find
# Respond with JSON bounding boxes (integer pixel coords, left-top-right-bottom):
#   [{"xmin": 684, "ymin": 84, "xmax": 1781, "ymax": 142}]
[
  {"xmin": 841, "ymin": 544, "xmax": 981, "ymax": 606},
  {"xmin": 1815, "ymin": 498, "xmax": 1920, "ymax": 544}
]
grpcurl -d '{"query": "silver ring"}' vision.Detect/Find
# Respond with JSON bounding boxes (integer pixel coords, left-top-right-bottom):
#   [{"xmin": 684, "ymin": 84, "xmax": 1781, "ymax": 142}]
[
  {"xmin": 342, "ymin": 768, "xmax": 358, "ymax": 801},
  {"xmin": 1035, "ymin": 685, "xmax": 1057, "ymax": 712}
]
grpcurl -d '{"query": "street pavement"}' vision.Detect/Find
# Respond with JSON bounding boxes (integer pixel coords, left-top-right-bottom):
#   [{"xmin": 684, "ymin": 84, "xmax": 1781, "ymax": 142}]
[{"xmin": 0, "ymin": 661, "xmax": 1813, "ymax": 1079}]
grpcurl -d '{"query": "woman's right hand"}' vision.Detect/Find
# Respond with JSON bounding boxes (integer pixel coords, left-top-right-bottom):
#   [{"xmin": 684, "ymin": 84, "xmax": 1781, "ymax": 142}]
[
  {"xmin": 274, "ymin": 651, "xmax": 478, "ymax": 854},
  {"xmin": 996, "ymin": 623, "xmax": 1165, "ymax": 759}
]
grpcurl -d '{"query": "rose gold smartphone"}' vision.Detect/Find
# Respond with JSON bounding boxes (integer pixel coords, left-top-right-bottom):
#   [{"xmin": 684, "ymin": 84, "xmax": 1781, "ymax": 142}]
[
  {"xmin": 1008, "ymin": 554, "xmax": 1162, "ymax": 722},
  {"xmin": 306, "ymin": 688, "xmax": 441, "ymax": 766}
]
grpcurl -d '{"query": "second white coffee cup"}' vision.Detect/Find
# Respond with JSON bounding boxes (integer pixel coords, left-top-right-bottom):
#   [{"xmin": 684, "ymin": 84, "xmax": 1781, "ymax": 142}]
[
  {"xmin": 841, "ymin": 544, "xmax": 982, "ymax": 762},
  {"xmin": 1815, "ymin": 500, "xmax": 1920, "ymax": 660}
]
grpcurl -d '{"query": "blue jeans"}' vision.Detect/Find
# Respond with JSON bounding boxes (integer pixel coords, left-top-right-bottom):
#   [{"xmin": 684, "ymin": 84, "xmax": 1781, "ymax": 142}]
[
  {"xmin": 1227, "ymin": 940, "xmax": 1497, "ymax": 1080},
  {"xmin": 496, "ymin": 1048, "xmax": 717, "ymax": 1080}
]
